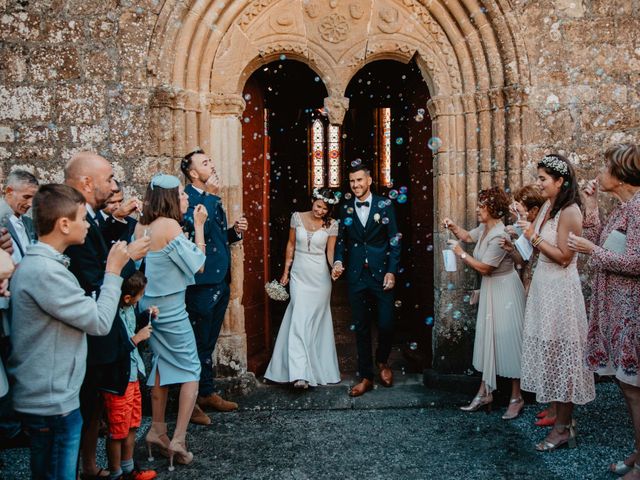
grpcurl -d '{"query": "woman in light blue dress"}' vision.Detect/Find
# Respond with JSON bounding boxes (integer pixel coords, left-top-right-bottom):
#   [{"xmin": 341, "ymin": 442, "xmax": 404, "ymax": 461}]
[{"xmin": 135, "ymin": 174, "xmax": 207, "ymax": 470}]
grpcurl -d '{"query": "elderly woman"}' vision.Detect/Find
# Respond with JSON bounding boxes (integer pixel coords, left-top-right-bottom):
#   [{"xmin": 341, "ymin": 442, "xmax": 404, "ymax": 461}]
[
  {"xmin": 568, "ymin": 144, "xmax": 640, "ymax": 476},
  {"xmin": 444, "ymin": 187, "xmax": 527, "ymax": 420}
]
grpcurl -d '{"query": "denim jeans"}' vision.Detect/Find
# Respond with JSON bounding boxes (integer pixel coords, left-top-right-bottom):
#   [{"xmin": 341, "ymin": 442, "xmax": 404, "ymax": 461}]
[
  {"xmin": 186, "ymin": 282, "xmax": 230, "ymax": 397},
  {"xmin": 21, "ymin": 408, "xmax": 83, "ymax": 480}
]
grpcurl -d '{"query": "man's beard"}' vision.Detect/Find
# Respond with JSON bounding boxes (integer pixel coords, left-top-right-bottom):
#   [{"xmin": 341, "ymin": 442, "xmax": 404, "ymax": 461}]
[{"xmin": 95, "ymin": 189, "xmax": 114, "ymax": 210}]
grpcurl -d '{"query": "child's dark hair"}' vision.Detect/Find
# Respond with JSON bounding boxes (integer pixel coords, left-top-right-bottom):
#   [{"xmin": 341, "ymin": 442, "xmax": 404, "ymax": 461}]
[
  {"xmin": 32, "ymin": 184, "xmax": 86, "ymax": 236},
  {"xmin": 121, "ymin": 271, "xmax": 147, "ymax": 300}
]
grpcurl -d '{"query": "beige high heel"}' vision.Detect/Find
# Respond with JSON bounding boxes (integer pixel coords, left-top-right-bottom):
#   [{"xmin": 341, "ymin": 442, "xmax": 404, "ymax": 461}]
[
  {"xmin": 145, "ymin": 422, "xmax": 170, "ymax": 461},
  {"xmin": 501, "ymin": 396, "xmax": 524, "ymax": 420},
  {"xmin": 460, "ymin": 393, "xmax": 493, "ymax": 412},
  {"xmin": 535, "ymin": 423, "xmax": 577, "ymax": 452},
  {"xmin": 168, "ymin": 436, "xmax": 194, "ymax": 471}
]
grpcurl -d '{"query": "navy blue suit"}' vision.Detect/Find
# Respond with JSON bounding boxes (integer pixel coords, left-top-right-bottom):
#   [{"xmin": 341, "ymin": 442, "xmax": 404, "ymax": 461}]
[
  {"xmin": 334, "ymin": 193, "xmax": 401, "ymax": 380},
  {"xmin": 183, "ymin": 184, "xmax": 242, "ymax": 396}
]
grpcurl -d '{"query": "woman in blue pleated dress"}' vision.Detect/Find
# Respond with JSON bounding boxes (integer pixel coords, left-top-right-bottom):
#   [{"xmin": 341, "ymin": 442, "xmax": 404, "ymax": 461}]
[{"xmin": 134, "ymin": 174, "xmax": 207, "ymax": 471}]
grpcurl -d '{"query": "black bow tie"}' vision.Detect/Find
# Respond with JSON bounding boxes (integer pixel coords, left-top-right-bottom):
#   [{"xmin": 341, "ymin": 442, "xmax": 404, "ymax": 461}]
[{"xmin": 356, "ymin": 201, "xmax": 370, "ymax": 208}]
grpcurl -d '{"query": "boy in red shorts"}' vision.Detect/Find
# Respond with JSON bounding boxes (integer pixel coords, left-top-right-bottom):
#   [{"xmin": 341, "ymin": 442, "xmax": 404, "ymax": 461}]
[{"xmin": 99, "ymin": 271, "xmax": 157, "ymax": 480}]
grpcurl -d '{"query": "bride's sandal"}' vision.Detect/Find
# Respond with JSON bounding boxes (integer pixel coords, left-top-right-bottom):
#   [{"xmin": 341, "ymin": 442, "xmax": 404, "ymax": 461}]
[{"xmin": 293, "ymin": 380, "xmax": 309, "ymax": 389}]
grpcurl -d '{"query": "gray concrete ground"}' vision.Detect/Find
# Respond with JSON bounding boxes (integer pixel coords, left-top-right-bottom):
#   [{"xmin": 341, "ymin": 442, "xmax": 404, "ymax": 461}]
[{"xmin": 0, "ymin": 376, "xmax": 632, "ymax": 479}]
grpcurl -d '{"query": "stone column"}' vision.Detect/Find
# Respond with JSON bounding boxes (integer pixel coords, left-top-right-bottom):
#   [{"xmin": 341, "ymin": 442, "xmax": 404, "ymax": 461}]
[{"xmin": 208, "ymin": 92, "xmax": 249, "ymax": 376}]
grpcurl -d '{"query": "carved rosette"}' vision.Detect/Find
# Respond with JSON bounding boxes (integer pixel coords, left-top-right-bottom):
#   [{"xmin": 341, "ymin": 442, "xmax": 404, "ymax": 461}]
[
  {"xmin": 323, "ymin": 96, "xmax": 350, "ymax": 126},
  {"xmin": 319, "ymin": 13, "xmax": 350, "ymax": 43},
  {"xmin": 209, "ymin": 94, "xmax": 247, "ymax": 117}
]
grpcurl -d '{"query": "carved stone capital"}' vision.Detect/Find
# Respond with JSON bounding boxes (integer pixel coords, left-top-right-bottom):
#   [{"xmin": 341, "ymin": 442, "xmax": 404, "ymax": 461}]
[
  {"xmin": 474, "ymin": 91, "xmax": 491, "ymax": 112},
  {"xmin": 427, "ymin": 96, "xmax": 455, "ymax": 118},
  {"xmin": 323, "ymin": 96, "xmax": 350, "ymax": 125},
  {"xmin": 209, "ymin": 93, "xmax": 247, "ymax": 117},
  {"xmin": 461, "ymin": 92, "xmax": 477, "ymax": 113},
  {"xmin": 487, "ymin": 89, "xmax": 505, "ymax": 110},
  {"xmin": 150, "ymin": 85, "xmax": 177, "ymax": 109}
]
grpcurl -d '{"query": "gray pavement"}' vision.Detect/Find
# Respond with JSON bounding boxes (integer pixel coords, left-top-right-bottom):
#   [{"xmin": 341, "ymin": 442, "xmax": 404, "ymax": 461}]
[{"xmin": 0, "ymin": 376, "xmax": 632, "ymax": 479}]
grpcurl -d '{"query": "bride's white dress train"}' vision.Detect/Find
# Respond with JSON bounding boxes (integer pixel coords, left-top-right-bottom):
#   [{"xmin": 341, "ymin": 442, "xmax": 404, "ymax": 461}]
[{"xmin": 264, "ymin": 212, "xmax": 341, "ymax": 386}]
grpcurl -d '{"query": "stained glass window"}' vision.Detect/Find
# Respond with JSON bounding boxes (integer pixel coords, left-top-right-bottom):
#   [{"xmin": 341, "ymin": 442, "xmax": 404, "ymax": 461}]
[
  {"xmin": 309, "ymin": 115, "xmax": 341, "ymax": 189},
  {"xmin": 311, "ymin": 119, "xmax": 324, "ymax": 188},
  {"xmin": 328, "ymin": 124, "xmax": 341, "ymax": 188},
  {"xmin": 380, "ymin": 107, "xmax": 392, "ymax": 187}
]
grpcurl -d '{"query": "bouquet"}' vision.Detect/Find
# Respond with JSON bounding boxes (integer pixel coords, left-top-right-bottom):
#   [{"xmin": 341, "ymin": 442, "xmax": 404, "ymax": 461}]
[{"xmin": 265, "ymin": 280, "xmax": 289, "ymax": 301}]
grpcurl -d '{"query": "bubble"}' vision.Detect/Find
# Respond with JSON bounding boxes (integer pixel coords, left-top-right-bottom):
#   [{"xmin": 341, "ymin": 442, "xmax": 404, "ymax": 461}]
[
  {"xmin": 385, "ymin": 199, "xmax": 392, "ymax": 206},
  {"xmin": 314, "ymin": 76, "xmax": 320, "ymax": 82},
  {"xmin": 395, "ymin": 137, "xmax": 404, "ymax": 145},
  {"xmin": 374, "ymin": 200, "xmax": 384, "ymax": 209},
  {"xmin": 397, "ymin": 194, "xmax": 408, "ymax": 204},
  {"xmin": 334, "ymin": 191, "xmax": 342, "ymax": 199},
  {"xmin": 399, "ymin": 186, "xmax": 408, "ymax": 194},
  {"xmin": 390, "ymin": 236, "xmax": 400, "ymax": 247},
  {"xmin": 394, "ymin": 300, "xmax": 402, "ymax": 308},
  {"xmin": 349, "ymin": 324, "xmax": 356, "ymax": 331},
  {"xmin": 389, "ymin": 189, "xmax": 399, "ymax": 199},
  {"xmin": 346, "ymin": 207, "xmax": 354, "ymax": 214},
  {"xmin": 409, "ymin": 342, "xmax": 418, "ymax": 350},
  {"xmin": 428, "ymin": 137, "xmax": 442, "ymax": 151},
  {"xmin": 453, "ymin": 310, "xmax": 462, "ymax": 320},
  {"xmin": 447, "ymin": 283, "xmax": 455, "ymax": 290},
  {"xmin": 381, "ymin": 217, "xmax": 389, "ymax": 225},
  {"xmin": 344, "ymin": 193, "xmax": 352, "ymax": 200},
  {"xmin": 426, "ymin": 245, "xmax": 433, "ymax": 252},
  {"xmin": 343, "ymin": 217, "xmax": 353, "ymax": 226},
  {"xmin": 463, "ymin": 295, "xmax": 470, "ymax": 302},
  {"xmin": 417, "ymin": 108, "xmax": 425, "ymax": 115},
  {"xmin": 244, "ymin": 93, "xmax": 252, "ymax": 101},
  {"xmin": 424, "ymin": 316, "xmax": 434, "ymax": 326},
  {"xmin": 279, "ymin": 54, "xmax": 286, "ymax": 61},
  {"xmin": 414, "ymin": 114, "xmax": 424, "ymax": 122},
  {"xmin": 351, "ymin": 158, "xmax": 362, "ymax": 167},
  {"xmin": 243, "ymin": 117, "xmax": 250, "ymax": 123}
]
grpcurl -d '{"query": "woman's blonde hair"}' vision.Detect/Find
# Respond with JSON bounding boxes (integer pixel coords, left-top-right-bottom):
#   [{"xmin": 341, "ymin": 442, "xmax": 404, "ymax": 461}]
[{"xmin": 605, "ymin": 144, "xmax": 640, "ymax": 186}]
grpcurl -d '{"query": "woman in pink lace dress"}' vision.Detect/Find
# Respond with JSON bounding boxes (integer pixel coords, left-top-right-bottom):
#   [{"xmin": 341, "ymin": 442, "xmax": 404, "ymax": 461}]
[
  {"xmin": 520, "ymin": 154, "xmax": 595, "ymax": 452},
  {"xmin": 568, "ymin": 144, "xmax": 640, "ymax": 477}
]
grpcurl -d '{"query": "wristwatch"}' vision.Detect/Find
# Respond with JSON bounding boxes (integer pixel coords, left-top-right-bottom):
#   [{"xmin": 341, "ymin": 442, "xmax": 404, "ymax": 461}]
[{"xmin": 460, "ymin": 253, "xmax": 467, "ymax": 260}]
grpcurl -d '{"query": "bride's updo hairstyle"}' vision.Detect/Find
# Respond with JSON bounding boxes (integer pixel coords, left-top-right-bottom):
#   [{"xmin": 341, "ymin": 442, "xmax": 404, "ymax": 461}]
[
  {"xmin": 311, "ymin": 187, "xmax": 338, "ymax": 228},
  {"xmin": 537, "ymin": 154, "xmax": 581, "ymax": 217},
  {"xmin": 140, "ymin": 174, "xmax": 183, "ymax": 225}
]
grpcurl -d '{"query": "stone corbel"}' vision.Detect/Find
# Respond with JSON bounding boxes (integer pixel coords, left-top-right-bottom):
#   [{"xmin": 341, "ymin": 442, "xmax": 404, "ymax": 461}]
[
  {"xmin": 323, "ymin": 96, "xmax": 350, "ymax": 126},
  {"xmin": 209, "ymin": 93, "xmax": 247, "ymax": 117}
]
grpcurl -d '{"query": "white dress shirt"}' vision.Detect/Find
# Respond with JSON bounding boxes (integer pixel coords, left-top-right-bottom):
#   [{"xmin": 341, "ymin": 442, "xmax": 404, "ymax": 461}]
[{"xmin": 355, "ymin": 192, "xmax": 372, "ymax": 227}]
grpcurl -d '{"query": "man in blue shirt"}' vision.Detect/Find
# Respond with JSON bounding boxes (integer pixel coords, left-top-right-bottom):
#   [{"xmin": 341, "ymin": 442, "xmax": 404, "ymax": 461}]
[{"xmin": 181, "ymin": 149, "xmax": 248, "ymax": 424}]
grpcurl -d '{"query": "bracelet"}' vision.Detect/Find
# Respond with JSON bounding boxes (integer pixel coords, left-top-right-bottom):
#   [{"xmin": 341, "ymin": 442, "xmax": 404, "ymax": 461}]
[
  {"xmin": 532, "ymin": 235, "xmax": 543, "ymax": 248},
  {"xmin": 197, "ymin": 242, "xmax": 206, "ymax": 247}
]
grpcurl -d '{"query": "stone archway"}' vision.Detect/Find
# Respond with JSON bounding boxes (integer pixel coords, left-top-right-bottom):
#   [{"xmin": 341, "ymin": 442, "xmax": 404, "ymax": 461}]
[{"xmin": 145, "ymin": 0, "xmax": 532, "ymax": 375}]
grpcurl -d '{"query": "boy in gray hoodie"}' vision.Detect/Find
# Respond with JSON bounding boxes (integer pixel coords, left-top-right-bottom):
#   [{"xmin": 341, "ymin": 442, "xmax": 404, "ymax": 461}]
[{"xmin": 8, "ymin": 184, "xmax": 131, "ymax": 480}]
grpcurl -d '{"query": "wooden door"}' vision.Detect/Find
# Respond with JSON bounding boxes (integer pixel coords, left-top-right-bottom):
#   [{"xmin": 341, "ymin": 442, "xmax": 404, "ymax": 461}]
[{"xmin": 241, "ymin": 77, "xmax": 271, "ymax": 374}]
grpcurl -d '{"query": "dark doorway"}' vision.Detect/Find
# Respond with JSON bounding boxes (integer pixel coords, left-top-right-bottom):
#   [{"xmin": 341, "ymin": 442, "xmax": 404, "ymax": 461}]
[{"xmin": 241, "ymin": 58, "xmax": 434, "ymax": 376}]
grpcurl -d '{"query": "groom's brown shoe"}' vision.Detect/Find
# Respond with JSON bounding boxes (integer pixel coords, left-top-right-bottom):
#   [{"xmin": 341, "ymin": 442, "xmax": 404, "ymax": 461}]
[
  {"xmin": 349, "ymin": 378, "xmax": 373, "ymax": 397},
  {"xmin": 378, "ymin": 363, "xmax": 393, "ymax": 387}
]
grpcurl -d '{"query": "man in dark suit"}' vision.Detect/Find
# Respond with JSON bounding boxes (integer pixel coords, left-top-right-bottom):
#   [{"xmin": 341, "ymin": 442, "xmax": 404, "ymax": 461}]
[
  {"xmin": 181, "ymin": 149, "xmax": 248, "ymax": 423},
  {"xmin": 332, "ymin": 164, "xmax": 401, "ymax": 397},
  {"xmin": 100, "ymin": 180, "xmax": 137, "ymax": 240},
  {"xmin": 64, "ymin": 151, "xmax": 149, "ymax": 479}
]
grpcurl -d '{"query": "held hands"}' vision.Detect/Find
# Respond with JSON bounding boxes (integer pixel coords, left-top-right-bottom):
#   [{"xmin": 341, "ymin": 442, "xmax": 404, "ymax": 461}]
[
  {"xmin": 331, "ymin": 262, "xmax": 344, "ymax": 281},
  {"xmin": 105, "ymin": 241, "xmax": 130, "ymax": 275},
  {"xmin": 194, "ymin": 204, "xmax": 208, "ymax": 227},
  {"xmin": 127, "ymin": 235, "xmax": 151, "ymax": 261},
  {"xmin": 567, "ymin": 232, "xmax": 595, "ymax": 254},
  {"xmin": 113, "ymin": 198, "xmax": 140, "ymax": 220},
  {"xmin": 234, "ymin": 216, "xmax": 249, "ymax": 235}
]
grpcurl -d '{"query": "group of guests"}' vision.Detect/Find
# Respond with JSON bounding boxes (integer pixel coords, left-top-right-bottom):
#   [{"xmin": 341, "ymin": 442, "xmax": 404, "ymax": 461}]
[
  {"xmin": 445, "ymin": 144, "xmax": 640, "ymax": 477},
  {"xmin": 0, "ymin": 149, "xmax": 248, "ymax": 479}
]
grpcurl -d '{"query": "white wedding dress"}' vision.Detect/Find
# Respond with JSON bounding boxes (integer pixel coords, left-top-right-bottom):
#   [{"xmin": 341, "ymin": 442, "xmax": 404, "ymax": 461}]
[{"xmin": 264, "ymin": 212, "xmax": 341, "ymax": 386}]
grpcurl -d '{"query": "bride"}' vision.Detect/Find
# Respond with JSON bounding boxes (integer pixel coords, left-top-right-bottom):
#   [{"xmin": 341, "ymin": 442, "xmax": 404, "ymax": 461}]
[{"xmin": 264, "ymin": 188, "xmax": 341, "ymax": 388}]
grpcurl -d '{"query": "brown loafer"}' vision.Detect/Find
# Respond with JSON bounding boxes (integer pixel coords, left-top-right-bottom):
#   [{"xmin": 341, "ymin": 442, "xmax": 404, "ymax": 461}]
[
  {"xmin": 378, "ymin": 363, "xmax": 393, "ymax": 387},
  {"xmin": 197, "ymin": 393, "xmax": 238, "ymax": 412},
  {"xmin": 349, "ymin": 378, "xmax": 373, "ymax": 397},
  {"xmin": 189, "ymin": 404, "xmax": 211, "ymax": 425}
]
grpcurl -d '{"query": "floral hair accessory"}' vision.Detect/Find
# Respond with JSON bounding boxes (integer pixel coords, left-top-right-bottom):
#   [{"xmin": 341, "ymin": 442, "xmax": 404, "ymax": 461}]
[
  {"xmin": 150, "ymin": 174, "xmax": 181, "ymax": 190},
  {"xmin": 312, "ymin": 188, "xmax": 339, "ymax": 205},
  {"xmin": 540, "ymin": 155, "xmax": 569, "ymax": 176}
]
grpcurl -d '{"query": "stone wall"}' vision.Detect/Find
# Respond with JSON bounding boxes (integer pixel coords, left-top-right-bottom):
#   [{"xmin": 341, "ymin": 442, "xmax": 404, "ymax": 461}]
[{"xmin": 1, "ymin": 0, "xmax": 639, "ymax": 375}]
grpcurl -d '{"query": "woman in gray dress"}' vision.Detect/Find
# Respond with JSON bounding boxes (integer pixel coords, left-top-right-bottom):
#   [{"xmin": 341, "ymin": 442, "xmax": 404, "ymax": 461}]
[
  {"xmin": 135, "ymin": 174, "xmax": 207, "ymax": 471},
  {"xmin": 444, "ymin": 187, "xmax": 527, "ymax": 420}
]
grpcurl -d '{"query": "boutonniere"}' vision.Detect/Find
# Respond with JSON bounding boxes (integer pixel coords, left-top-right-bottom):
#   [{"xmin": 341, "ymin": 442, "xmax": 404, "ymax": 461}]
[{"xmin": 373, "ymin": 213, "xmax": 381, "ymax": 223}]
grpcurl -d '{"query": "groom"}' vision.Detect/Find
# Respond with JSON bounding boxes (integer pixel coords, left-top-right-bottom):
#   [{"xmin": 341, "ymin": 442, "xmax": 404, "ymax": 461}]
[{"xmin": 332, "ymin": 164, "xmax": 401, "ymax": 397}]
